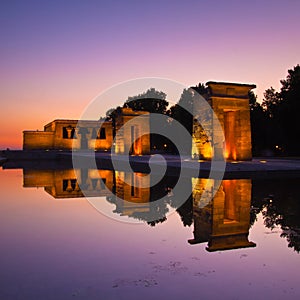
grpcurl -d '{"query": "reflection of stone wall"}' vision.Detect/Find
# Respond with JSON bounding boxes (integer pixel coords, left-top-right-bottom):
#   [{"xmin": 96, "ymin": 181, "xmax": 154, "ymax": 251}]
[
  {"xmin": 193, "ymin": 82, "xmax": 255, "ymax": 161},
  {"xmin": 114, "ymin": 171, "xmax": 150, "ymax": 216},
  {"xmin": 189, "ymin": 178, "xmax": 256, "ymax": 251},
  {"xmin": 23, "ymin": 169, "xmax": 113, "ymax": 199}
]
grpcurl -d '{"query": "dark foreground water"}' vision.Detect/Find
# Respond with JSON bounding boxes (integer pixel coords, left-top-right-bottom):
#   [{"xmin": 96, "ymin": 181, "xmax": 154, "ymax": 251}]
[{"xmin": 0, "ymin": 166, "xmax": 300, "ymax": 300}]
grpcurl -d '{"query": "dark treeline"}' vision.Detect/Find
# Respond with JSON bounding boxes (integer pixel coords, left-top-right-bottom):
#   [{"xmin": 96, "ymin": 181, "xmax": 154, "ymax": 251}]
[{"xmin": 251, "ymin": 64, "xmax": 300, "ymax": 156}]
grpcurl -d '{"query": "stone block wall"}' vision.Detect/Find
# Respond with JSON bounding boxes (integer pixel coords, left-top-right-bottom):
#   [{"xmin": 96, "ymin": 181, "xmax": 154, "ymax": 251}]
[
  {"xmin": 23, "ymin": 131, "xmax": 55, "ymax": 150},
  {"xmin": 23, "ymin": 168, "xmax": 114, "ymax": 199},
  {"xmin": 23, "ymin": 119, "xmax": 113, "ymax": 151}
]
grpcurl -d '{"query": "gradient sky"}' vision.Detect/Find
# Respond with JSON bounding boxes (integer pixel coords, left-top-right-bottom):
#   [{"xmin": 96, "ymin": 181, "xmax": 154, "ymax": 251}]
[{"xmin": 1, "ymin": 0, "xmax": 300, "ymax": 149}]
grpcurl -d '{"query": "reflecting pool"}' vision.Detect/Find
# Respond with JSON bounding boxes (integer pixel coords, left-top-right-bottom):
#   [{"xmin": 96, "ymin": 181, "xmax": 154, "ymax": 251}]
[{"xmin": 1, "ymin": 163, "xmax": 300, "ymax": 299}]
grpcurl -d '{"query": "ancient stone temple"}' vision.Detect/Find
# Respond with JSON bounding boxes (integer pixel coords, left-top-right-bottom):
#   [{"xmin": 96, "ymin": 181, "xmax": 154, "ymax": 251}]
[
  {"xmin": 192, "ymin": 82, "xmax": 256, "ymax": 161},
  {"xmin": 23, "ymin": 81, "xmax": 255, "ymax": 161}
]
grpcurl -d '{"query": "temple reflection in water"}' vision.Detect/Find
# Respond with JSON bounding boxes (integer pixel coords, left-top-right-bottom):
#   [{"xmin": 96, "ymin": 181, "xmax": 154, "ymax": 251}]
[
  {"xmin": 22, "ymin": 167, "xmax": 256, "ymax": 252},
  {"xmin": 189, "ymin": 178, "xmax": 256, "ymax": 251},
  {"xmin": 23, "ymin": 169, "xmax": 114, "ymax": 198}
]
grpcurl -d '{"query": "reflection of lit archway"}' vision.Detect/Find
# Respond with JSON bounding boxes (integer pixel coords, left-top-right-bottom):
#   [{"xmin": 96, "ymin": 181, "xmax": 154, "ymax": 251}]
[{"xmin": 189, "ymin": 178, "xmax": 256, "ymax": 252}]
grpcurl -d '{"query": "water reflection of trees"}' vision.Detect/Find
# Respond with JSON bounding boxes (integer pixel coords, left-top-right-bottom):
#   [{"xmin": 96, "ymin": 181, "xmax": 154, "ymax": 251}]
[{"xmin": 251, "ymin": 179, "xmax": 300, "ymax": 252}]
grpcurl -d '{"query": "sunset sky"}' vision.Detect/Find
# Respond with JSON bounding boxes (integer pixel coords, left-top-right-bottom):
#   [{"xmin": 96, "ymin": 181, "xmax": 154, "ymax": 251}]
[{"xmin": 1, "ymin": 0, "xmax": 300, "ymax": 149}]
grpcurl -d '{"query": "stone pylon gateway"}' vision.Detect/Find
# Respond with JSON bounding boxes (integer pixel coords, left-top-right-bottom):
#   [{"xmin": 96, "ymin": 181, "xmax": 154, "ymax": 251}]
[{"xmin": 192, "ymin": 81, "xmax": 256, "ymax": 161}]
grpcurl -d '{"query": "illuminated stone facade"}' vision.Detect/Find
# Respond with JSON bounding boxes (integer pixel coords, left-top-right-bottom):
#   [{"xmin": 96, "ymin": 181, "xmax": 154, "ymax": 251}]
[
  {"xmin": 193, "ymin": 82, "xmax": 256, "ymax": 161},
  {"xmin": 23, "ymin": 119, "xmax": 113, "ymax": 151},
  {"xmin": 23, "ymin": 168, "xmax": 114, "ymax": 198},
  {"xmin": 23, "ymin": 168, "xmax": 151, "ymax": 217},
  {"xmin": 114, "ymin": 108, "xmax": 150, "ymax": 155},
  {"xmin": 23, "ymin": 108, "xmax": 150, "ymax": 154}
]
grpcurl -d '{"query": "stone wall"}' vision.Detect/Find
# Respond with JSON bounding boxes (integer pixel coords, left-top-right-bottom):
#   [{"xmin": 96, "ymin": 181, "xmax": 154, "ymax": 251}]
[
  {"xmin": 23, "ymin": 131, "xmax": 55, "ymax": 150},
  {"xmin": 114, "ymin": 171, "xmax": 150, "ymax": 216},
  {"xmin": 23, "ymin": 168, "xmax": 114, "ymax": 199},
  {"xmin": 23, "ymin": 119, "xmax": 113, "ymax": 151}
]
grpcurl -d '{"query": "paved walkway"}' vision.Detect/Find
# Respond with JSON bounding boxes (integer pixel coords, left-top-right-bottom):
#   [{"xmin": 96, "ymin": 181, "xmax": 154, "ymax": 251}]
[{"xmin": 2, "ymin": 150, "xmax": 300, "ymax": 178}]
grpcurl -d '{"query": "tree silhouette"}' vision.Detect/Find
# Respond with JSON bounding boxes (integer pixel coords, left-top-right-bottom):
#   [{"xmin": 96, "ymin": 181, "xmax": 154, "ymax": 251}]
[
  {"xmin": 124, "ymin": 88, "xmax": 168, "ymax": 114},
  {"xmin": 167, "ymin": 89, "xmax": 194, "ymax": 154},
  {"xmin": 262, "ymin": 64, "xmax": 300, "ymax": 155},
  {"xmin": 279, "ymin": 64, "xmax": 300, "ymax": 155},
  {"xmin": 249, "ymin": 91, "xmax": 267, "ymax": 155}
]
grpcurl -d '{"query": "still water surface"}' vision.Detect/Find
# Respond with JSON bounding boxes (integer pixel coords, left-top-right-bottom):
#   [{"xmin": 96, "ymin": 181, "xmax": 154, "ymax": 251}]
[{"xmin": 0, "ymin": 166, "xmax": 300, "ymax": 300}]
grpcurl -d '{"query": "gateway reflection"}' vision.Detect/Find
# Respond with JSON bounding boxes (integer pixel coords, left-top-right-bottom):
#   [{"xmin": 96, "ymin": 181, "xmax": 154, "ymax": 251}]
[{"xmin": 189, "ymin": 178, "xmax": 256, "ymax": 251}]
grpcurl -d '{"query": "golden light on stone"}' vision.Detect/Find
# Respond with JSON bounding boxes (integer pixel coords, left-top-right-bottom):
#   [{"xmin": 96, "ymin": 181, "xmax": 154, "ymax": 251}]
[
  {"xmin": 189, "ymin": 178, "xmax": 256, "ymax": 251},
  {"xmin": 192, "ymin": 82, "xmax": 256, "ymax": 161}
]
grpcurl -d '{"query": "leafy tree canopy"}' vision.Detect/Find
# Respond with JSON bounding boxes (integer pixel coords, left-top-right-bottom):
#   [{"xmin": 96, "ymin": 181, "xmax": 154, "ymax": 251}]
[
  {"xmin": 124, "ymin": 88, "xmax": 168, "ymax": 114},
  {"xmin": 262, "ymin": 64, "xmax": 300, "ymax": 155}
]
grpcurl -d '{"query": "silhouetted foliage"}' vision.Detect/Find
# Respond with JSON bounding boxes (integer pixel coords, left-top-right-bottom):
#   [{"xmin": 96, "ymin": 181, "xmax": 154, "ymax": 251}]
[
  {"xmin": 249, "ymin": 91, "xmax": 268, "ymax": 155},
  {"xmin": 262, "ymin": 64, "xmax": 300, "ymax": 155},
  {"xmin": 251, "ymin": 179, "xmax": 300, "ymax": 253},
  {"xmin": 124, "ymin": 88, "xmax": 168, "ymax": 114},
  {"xmin": 176, "ymin": 195, "xmax": 193, "ymax": 227},
  {"xmin": 167, "ymin": 85, "xmax": 209, "ymax": 155},
  {"xmin": 279, "ymin": 64, "xmax": 300, "ymax": 155},
  {"xmin": 191, "ymin": 83, "xmax": 208, "ymax": 97},
  {"xmin": 167, "ymin": 89, "xmax": 194, "ymax": 154}
]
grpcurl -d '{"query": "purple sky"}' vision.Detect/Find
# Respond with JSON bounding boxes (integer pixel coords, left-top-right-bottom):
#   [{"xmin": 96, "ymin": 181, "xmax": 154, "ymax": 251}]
[{"xmin": 1, "ymin": 0, "xmax": 300, "ymax": 148}]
